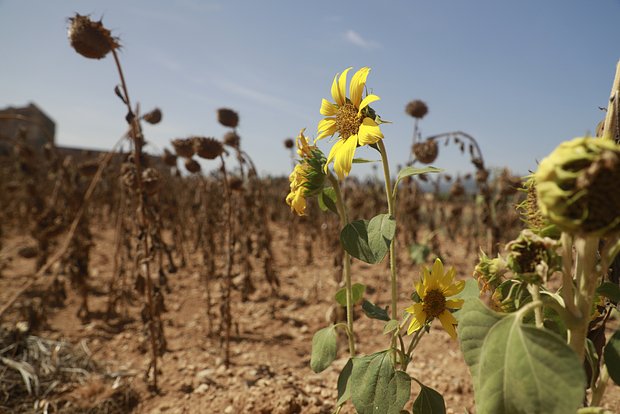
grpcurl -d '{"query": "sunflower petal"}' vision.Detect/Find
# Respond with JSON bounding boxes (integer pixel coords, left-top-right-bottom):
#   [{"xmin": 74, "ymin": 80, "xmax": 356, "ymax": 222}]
[
  {"xmin": 325, "ymin": 138, "xmax": 345, "ymax": 173},
  {"xmin": 444, "ymin": 280, "xmax": 465, "ymax": 297},
  {"xmin": 406, "ymin": 303, "xmax": 427, "ymax": 335},
  {"xmin": 320, "ymin": 99, "xmax": 339, "ymax": 116},
  {"xmin": 432, "ymin": 258, "xmax": 444, "ymax": 279},
  {"xmin": 333, "ymin": 135, "xmax": 358, "ymax": 180},
  {"xmin": 357, "ymin": 118, "xmax": 384, "ymax": 145},
  {"xmin": 338, "ymin": 67, "xmax": 352, "ymax": 105},
  {"xmin": 439, "ymin": 267, "xmax": 456, "ymax": 288},
  {"xmin": 358, "ymin": 94, "xmax": 381, "ymax": 113},
  {"xmin": 445, "ymin": 298, "xmax": 465, "ymax": 310},
  {"xmin": 438, "ymin": 311, "xmax": 458, "ymax": 339},
  {"xmin": 317, "ymin": 118, "xmax": 337, "ymax": 140},
  {"xmin": 350, "ymin": 67, "xmax": 370, "ymax": 107},
  {"xmin": 330, "ymin": 73, "xmax": 343, "ymax": 106}
]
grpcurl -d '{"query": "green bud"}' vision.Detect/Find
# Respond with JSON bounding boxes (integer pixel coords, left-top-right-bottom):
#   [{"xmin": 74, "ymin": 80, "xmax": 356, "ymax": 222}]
[
  {"xmin": 505, "ymin": 229, "xmax": 561, "ymax": 284},
  {"xmin": 535, "ymin": 137, "xmax": 620, "ymax": 236},
  {"xmin": 474, "ymin": 250, "xmax": 508, "ymax": 292}
]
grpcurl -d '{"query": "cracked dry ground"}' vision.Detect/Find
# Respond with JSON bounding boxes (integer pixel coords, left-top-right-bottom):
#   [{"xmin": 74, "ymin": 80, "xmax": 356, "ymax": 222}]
[{"xmin": 1, "ymin": 224, "xmax": 619, "ymax": 413}]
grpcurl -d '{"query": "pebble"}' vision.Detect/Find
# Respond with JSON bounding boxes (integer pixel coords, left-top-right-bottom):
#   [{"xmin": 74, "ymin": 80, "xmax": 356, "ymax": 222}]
[
  {"xmin": 194, "ymin": 383, "xmax": 210, "ymax": 394},
  {"xmin": 224, "ymin": 406, "xmax": 234, "ymax": 413}
]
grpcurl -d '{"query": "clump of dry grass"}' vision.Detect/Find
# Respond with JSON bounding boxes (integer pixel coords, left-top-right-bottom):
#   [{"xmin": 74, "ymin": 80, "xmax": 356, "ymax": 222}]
[{"xmin": 0, "ymin": 326, "xmax": 138, "ymax": 413}]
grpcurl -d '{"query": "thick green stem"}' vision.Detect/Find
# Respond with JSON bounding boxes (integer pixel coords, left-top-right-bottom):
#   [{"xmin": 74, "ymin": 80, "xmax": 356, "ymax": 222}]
[
  {"xmin": 377, "ymin": 141, "xmax": 397, "ymax": 321},
  {"xmin": 527, "ymin": 284, "xmax": 544, "ymax": 328},
  {"xmin": 569, "ymin": 236, "xmax": 599, "ymax": 361},
  {"xmin": 328, "ymin": 173, "xmax": 355, "ymax": 356},
  {"xmin": 591, "ymin": 364, "xmax": 610, "ymax": 407}
]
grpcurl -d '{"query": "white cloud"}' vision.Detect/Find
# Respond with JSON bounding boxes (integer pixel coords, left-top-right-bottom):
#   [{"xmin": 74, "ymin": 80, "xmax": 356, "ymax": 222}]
[{"xmin": 344, "ymin": 30, "xmax": 381, "ymax": 49}]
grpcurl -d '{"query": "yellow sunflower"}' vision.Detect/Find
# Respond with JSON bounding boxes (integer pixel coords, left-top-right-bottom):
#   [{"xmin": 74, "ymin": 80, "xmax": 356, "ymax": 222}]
[
  {"xmin": 405, "ymin": 258, "xmax": 465, "ymax": 339},
  {"xmin": 317, "ymin": 67, "xmax": 384, "ymax": 180},
  {"xmin": 285, "ymin": 129, "xmax": 327, "ymax": 216}
]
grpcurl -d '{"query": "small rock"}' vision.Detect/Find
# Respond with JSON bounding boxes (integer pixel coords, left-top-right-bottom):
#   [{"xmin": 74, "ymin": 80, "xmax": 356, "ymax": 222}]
[{"xmin": 194, "ymin": 383, "xmax": 210, "ymax": 394}]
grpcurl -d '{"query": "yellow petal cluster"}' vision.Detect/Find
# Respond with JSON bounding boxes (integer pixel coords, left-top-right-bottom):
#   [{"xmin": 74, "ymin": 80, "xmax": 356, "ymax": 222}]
[
  {"xmin": 317, "ymin": 67, "xmax": 384, "ymax": 180},
  {"xmin": 405, "ymin": 258, "xmax": 465, "ymax": 339},
  {"xmin": 285, "ymin": 129, "xmax": 326, "ymax": 216}
]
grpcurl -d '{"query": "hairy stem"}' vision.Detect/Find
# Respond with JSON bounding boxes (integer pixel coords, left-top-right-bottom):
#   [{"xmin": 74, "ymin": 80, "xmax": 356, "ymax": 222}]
[{"xmin": 327, "ymin": 173, "xmax": 355, "ymax": 356}]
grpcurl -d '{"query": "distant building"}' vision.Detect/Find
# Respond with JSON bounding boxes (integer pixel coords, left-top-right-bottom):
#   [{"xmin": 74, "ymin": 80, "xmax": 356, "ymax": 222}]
[
  {"xmin": 0, "ymin": 103, "xmax": 167, "ymax": 169},
  {"xmin": 0, "ymin": 103, "xmax": 55, "ymax": 155}
]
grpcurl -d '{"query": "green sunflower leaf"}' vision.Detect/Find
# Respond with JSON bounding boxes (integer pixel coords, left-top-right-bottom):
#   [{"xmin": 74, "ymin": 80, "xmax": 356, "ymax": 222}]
[
  {"xmin": 395, "ymin": 166, "xmax": 442, "ymax": 187},
  {"xmin": 458, "ymin": 299, "xmax": 585, "ymax": 414},
  {"xmin": 335, "ymin": 283, "xmax": 366, "ymax": 306},
  {"xmin": 336, "ymin": 359, "xmax": 353, "ymax": 406},
  {"xmin": 362, "ymin": 299, "xmax": 390, "ymax": 321},
  {"xmin": 597, "ymin": 282, "xmax": 620, "ymax": 303},
  {"xmin": 352, "ymin": 158, "xmax": 380, "ymax": 164},
  {"xmin": 310, "ymin": 325, "xmax": 337, "ymax": 373},
  {"xmin": 340, "ymin": 214, "xmax": 395, "ymax": 264},
  {"xmin": 351, "ymin": 351, "xmax": 411, "ymax": 414},
  {"xmin": 604, "ymin": 329, "xmax": 620, "ymax": 385},
  {"xmin": 318, "ymin": 187, "xmax": 338, "ymax": 215},
  {"xmin": 412, "ymin": 382, "xmax": 446, "ymax": 414}
]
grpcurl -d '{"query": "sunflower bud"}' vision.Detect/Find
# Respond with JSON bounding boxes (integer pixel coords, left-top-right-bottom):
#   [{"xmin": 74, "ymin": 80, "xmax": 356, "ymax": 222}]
[
  {"xmin": 473, "ymin": 250, "xmax": 508, "ymax": 292},
  {"xmin": 535, "ymin": 137, "xmax": 620, "ymax": 236},
  {"xmin": 506, "ymin": 230, "xmax": 561, "ymax": 284},
  {"xmin": 412, "ymin": 140, "xmax": 438, "ymax": 164},
  {"xmin": 67, "ymin": 14, "xmax": 120, "ymax": 60}
]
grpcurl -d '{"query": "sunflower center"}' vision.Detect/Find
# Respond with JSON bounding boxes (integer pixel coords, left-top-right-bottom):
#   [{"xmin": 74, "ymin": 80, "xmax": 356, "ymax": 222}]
[
  {"xmin": 422, "ymin": 289, "xmax": 447, "ymax": 318},
  {"xmin": 335, "ymin": 103, "xmax": 362, "ymax": 139}
]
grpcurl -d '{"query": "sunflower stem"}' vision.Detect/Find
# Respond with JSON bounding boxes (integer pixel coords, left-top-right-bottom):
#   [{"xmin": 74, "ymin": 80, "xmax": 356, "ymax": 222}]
[
  {"xmin": 568, "ymin": 235, "xmax": 599, "ymax": 361},
  {"xmin": 327, "ymin": 173, "xmax": 355, "ymax": 357},
  {"xmin": 526, "ymin": 284, "xmax": 544, "ymax": 329}
]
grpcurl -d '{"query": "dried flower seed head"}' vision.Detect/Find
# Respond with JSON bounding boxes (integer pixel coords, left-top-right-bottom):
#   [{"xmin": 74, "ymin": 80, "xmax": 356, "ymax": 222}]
[
  {"xmin": 171, "ymin": 138, "xmax": 195, "ymax": 158},
  {"xmin": 184, "ymin": 158, "xmax": 201, "ymax": 174},
  {"xmin": 450, "ymin": 179, "xmax": 465, "ymax": 197},
  {"xmin": 284, "ymin": 138, "xmax": 295, "ymax": 149},
  {"xmin": 121, "ymin": 163, "xmax": 137, "ymax": 190},
  {"xmin": 536, "ymin": 137, "xmax": 620, "ymax": 236},
  {"xmin": 413, "ymin": 140, "xmax": 439, "ymax": 164},
  {"xmin": 162, "ymin": 148, "xmax": 177, "ymax": 167},
  {"xmin": 475, "ymin": 168, "xmax": 489, "ymax": 183},
  {"xmin": 229, "ymin": 176, "xmax": 244, "ymax": 192},
  {"xmin": 498, "ymin": 169, "xmax": 522, "ymax": 197},
  {"xmin": 142, "ymin": 108, "xmax": 162, "ymax": 125},
  {"xmin": 223, "ymin": 131, "xmax": 241, "ymax": 148},
  {"xmin": 193, "ymin": 137, "xmax": 224, "ymax": 160},
  {"xmin": 142, "ymin": 167, "xmax": 160, "ymax": 195},
  {"xmin": 405, "ymin": 100, "xmax": 429, "ymax": 119},
  {"xmin": 217, "ymin": 108, "xmax": 239, "ymax": 128},
  {"xmin": 67, "ymin": 14, "xmax": 119, "ymax": 60}
]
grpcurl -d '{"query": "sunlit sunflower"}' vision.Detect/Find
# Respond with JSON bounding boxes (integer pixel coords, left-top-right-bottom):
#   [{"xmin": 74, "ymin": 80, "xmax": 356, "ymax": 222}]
[
  {"xmin": 405, "ymin": 258, "xmax": 465, "ymax": 339},
  {"xmin": 285, "ymin": 129, "xmax": 327, "ymax": 215},
  {"xmin": 317, "ymin": 67, "xmax": 384, "ymax": 179}
]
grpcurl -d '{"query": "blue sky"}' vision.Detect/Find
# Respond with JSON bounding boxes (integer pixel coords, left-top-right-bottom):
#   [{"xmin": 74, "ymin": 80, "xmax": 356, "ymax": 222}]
[{"xmin": 2, "ymin": 0, "xmax": 620, "ymax": 177}]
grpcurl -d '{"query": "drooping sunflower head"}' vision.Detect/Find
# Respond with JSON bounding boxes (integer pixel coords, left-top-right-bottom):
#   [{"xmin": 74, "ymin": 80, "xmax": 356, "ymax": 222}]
[
  {"xmin": 317, "ymin": 67, "xmax": 385, "ymax": 179},
  {"xmin": 535, "ymin": 137, "xmax": 620, "ymax": 236},
  {"xmin": 406, "ymin": 258, "xmax": 465, "ymax": 339},
  {"xmin": 285, "ymin": 129, "xmax": 327, "ymax": 215}
]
